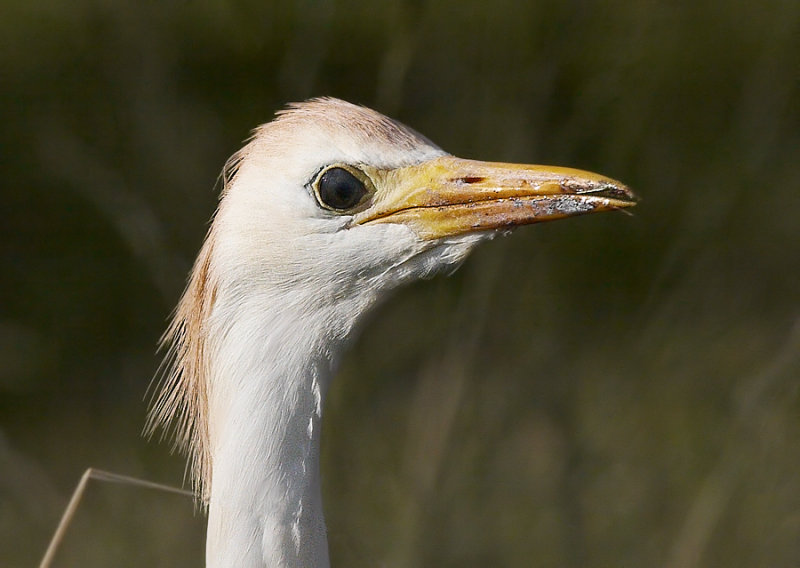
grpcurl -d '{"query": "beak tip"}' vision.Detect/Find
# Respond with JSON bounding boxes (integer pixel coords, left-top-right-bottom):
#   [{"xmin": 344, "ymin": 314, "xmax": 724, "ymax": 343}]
[{"xmin": 583, "ymin": 181, "xmax": 638, "ymax": 207}]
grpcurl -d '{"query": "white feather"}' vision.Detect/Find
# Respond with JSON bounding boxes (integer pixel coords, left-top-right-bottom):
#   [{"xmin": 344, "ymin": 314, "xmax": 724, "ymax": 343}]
[{"xmin": 150, "ymin": 99, "xmax": 490, "ymax": 567}]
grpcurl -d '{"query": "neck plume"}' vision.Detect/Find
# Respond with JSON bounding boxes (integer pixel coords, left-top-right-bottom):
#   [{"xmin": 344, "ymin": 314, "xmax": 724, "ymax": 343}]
[{"xmin": 148, "ymin": 225, "xmax": 370, "ymax": 567}]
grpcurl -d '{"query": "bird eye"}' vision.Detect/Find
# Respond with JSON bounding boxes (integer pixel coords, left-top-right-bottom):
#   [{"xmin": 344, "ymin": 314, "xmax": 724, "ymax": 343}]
[{"xmin": 314, "ymin": 166, "xmax": 370, "ymax": 212}]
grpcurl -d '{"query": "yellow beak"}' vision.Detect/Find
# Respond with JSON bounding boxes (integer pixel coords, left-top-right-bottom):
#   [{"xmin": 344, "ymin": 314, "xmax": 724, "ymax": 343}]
[{"xmin": 354, "ymin": 156, "xmax": 636, "ymax": 240}]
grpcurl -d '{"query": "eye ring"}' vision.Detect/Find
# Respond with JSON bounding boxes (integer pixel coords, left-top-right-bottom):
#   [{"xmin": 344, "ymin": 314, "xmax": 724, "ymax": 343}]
[{"xmin": 311, "ymin": 165, "xmax": 373, "ymax": 213}]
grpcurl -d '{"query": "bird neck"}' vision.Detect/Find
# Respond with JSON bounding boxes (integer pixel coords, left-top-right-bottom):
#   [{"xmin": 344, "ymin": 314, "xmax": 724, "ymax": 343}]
[{"xmin": 204, "ymin": 297, "xmax": 349, "ymax": 568}]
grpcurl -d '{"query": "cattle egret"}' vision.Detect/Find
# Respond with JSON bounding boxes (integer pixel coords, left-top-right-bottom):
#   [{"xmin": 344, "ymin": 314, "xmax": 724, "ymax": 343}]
[{"xmin": 148, "ymin": 98, "xmax": 636, "ymax": 567}]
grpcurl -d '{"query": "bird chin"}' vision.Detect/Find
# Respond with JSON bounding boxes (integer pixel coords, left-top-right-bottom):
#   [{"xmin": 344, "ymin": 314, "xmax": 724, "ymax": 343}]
[{"xmin": 403, "ymin": 230, "xmax": 495, "ymax": 281}]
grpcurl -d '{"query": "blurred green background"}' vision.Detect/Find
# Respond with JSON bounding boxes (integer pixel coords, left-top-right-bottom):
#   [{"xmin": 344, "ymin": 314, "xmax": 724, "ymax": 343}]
[{"xmin": 2, "ymin": 0, "xmax": 799, "ymax": 566}]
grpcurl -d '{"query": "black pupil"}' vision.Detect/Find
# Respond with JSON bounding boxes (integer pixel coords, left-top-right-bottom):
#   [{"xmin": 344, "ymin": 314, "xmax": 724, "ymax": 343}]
[{"xmin": 317, "ymin": 167, "xmax": 367, "ymax": 210}]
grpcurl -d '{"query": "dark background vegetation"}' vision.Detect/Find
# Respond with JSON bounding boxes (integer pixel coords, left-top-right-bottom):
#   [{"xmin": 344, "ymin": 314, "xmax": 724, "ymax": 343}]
[{"xmin": 2, "ymin": 1, "xmax": 798, "ymax": 566}]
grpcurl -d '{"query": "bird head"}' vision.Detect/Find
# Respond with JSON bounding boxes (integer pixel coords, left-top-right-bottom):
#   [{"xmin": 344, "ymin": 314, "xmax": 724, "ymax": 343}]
[
  {"xmin": 149, "ymin": 97, "xmax": 636, "ymax": 500},
  {"xmin": 213, "ymin": 98, "xmax": 636, "ymax": 305}
]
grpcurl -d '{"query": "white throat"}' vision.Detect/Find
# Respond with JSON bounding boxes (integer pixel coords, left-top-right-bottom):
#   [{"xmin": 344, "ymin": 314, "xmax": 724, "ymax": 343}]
[{"xmin": 205, "ymin": 291, "xmax": 353, "ymax": 567}]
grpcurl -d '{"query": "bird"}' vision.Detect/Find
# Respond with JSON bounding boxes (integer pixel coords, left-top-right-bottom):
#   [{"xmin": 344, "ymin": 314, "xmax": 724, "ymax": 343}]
[{"xmin": 147, "ymin": 97, "xmax": 636, "ymax": 567}]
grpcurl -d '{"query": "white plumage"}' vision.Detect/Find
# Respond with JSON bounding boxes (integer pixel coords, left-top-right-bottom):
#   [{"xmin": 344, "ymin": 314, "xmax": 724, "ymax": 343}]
[{"xmin": 148, "ymin": 98, "xmax": 635, "ymax": 567}]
